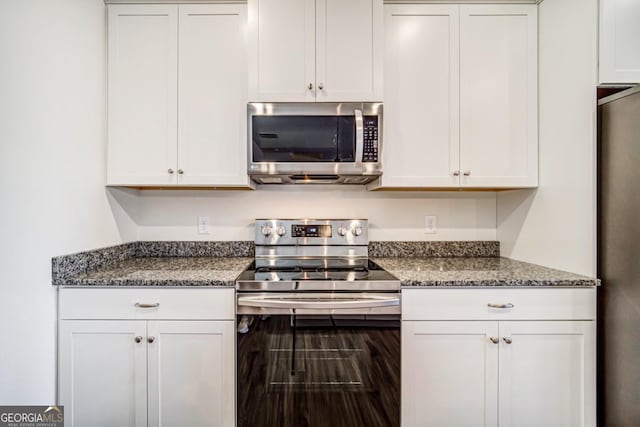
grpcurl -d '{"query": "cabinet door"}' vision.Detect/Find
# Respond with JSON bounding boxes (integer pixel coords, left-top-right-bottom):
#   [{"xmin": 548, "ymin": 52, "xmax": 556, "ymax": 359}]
[
  {"xmin": 459, "ymin": 5, "xmax": 537, "ymax": 188},
  {"xmin": 58, "ymin": 320, "xmax": 148, "ymax": 427},
  {"xmin": 379, "ymin": 4, "xmax": 460, "ymax": 188},
  {"xmin": 498, "ymin": 321, "xmax": 596, "ymax": 427},
  {"xmin": 248, "ymin": 0, "xmax": 315, "ymax": 102},
  {"xmin": 147, "ymin": 321, "xmax": 235, "ymax": 427},
  {"xmin": 600, "ymin": 0, "xmax": 640, "ymax": 84},
  {"xmin": 178, "ymin": 5, "xmax": 250, "ymax": 187},
  {"xmin": 315, "ymin": 0, "xmax": 383, "ymax": 102},
  {"xmin": 402, "ymin": 321, "xmax": 498, "ymax": 427},
  {"xmin": 107, "ymin": 5, "xmax": 178, "ymax": 186}
]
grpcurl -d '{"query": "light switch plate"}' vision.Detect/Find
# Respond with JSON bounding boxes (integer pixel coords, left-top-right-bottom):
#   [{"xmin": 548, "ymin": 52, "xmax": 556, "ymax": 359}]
[
  {"xmin": 198, "ymin": 216, "xmax": 210, "ymax": 235},
  {"xmin": 424, "ymin": 215, "xmax": 437, "ymax": 234}
]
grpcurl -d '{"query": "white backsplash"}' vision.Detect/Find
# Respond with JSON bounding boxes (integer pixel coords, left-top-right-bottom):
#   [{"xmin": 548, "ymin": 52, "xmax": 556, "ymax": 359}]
[{"xmin": 108, "ymin": 186, "xmax": 497, "ymax": 242}]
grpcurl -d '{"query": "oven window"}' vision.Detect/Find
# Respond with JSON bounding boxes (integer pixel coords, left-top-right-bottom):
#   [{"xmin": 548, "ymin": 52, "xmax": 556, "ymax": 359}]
[
  {"xmin": 252, "ymin": 116, "xmax": 355, "ymax": 162},
  {"xmin": 237, "ymin": 314, "xmax": 400, "ymax": 427}
]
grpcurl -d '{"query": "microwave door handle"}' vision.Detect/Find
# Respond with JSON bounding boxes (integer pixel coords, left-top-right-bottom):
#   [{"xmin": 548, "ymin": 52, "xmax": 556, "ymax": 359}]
[
  {"xmin": 237, "ymin": 295, "xmax": 399, "ymax": 310},
  {"xmin": 354, "ymin": 109, "xmax": 364, "ymax": 169}
]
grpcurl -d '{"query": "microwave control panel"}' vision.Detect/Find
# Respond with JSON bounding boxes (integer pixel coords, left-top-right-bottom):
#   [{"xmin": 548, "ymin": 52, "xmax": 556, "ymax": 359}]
[{"xmin": 363, "ymin": 116, "xmax": 379, "ymax": 163}]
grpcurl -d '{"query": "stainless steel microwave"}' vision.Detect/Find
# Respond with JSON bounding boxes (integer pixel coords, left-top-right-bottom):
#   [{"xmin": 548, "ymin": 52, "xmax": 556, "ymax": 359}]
[{"xmin": 247, "ymin": 103, "xmax": 383, "ymax": 184}]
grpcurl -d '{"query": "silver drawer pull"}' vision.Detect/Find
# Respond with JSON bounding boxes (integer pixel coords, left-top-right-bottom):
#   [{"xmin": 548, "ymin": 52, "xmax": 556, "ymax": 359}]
[
  {"xmin": 489, "ymin": 337, "xmax": 499, "ymax": 344},
  {"xmin": 135, "ymin": 302, "xmax": 160, "ymax": 309},
  {"xmin": 487, "ymin": 303, "xmax": 514, "ymax": 309},
  {"xmin": 503, "ymin": 337, "xmax": 513, "ymax": 344}
]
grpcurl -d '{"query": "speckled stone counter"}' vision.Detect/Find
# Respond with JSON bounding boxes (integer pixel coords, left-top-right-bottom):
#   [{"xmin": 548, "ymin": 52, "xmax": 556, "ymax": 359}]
[
  {"xmin": 59, "ymin": 257, "xmax": 252, "ymax": 287},
  {"xmin": 369, "ymin": 241, "xmax": 499, "ymax": 258},
  {"xmin": 55, "ymin": 240, "xmax": 596, "ymax": 288},
  {"xmin": 52, "ymin": 241, "xmax": 254, "ymax": 287},
  {"xmin": 373, "ymin": 257, "xmax": 599, "ymax": 287}
]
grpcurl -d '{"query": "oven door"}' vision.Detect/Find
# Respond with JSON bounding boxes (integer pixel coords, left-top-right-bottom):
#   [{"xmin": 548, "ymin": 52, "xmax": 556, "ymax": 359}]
[{"xmin": 236, "ymin": 292, "xmax": 400, "ymax": 427}]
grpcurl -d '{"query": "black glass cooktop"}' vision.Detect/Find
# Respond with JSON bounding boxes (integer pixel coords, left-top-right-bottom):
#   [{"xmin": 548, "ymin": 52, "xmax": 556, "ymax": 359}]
[{"xmin": 237, "ymin": 260, "xmax": 398, "ymax": 283}]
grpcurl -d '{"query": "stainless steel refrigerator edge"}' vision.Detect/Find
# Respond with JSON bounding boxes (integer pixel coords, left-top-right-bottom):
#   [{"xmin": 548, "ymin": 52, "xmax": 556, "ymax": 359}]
[{"xmin": 597, "ymin": 85, "xmax": 640, "ymax": 426}]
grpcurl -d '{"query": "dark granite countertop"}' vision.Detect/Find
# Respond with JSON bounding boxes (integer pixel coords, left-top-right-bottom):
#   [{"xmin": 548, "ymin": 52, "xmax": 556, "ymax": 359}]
[
  {"xmin": 52, "ymin": 241, "xmax": 599, "ymax": 288},
  {"xmin": 373, "ymin": 257, "xmax": 600, "ymax": 287},
  {"xmin": 59, "ymin": 257, "xmax": 252, "ymax": 287}
]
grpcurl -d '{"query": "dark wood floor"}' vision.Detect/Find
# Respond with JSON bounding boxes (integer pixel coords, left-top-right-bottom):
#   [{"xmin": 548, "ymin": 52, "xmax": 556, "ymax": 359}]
[{"xmin": 237, "ymin": 315, "xmax": 400, "ymax": 427}]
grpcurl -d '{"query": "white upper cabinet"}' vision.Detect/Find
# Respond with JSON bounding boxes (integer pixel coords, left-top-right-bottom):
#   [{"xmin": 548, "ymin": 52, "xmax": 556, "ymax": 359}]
[
  {"xmin": 107, "ymin": 4, "xmax": 250, "ymax": 188},
  {"xmin": 379, "ymin": 5, "xmax": 460, "ymax": 188},
  {"xmin": 600, "ymin": 0, "xmax": 640, "ymax": 84},
  {"xmin": 178, "ymin": 4, "xmax": 249, "ymax": 186},
  {"xmin": 459, "ymin": 5, "xmax": 537, "ymax": 188},
  {"xmin": 248, "ymin": 0, "xmax": 315, "ymax": 102},
  {"xmin": 107, "ymin": 5, "xmax": 178, "ymax": 186},
  {"xmin": 315, "ymin": 0, "xmax": 383, "ymax": 102},
  {"xmin": 375, "ymin": 4, "xmax": 537, "ymax": 190},
  {"xmin": 248, "ymin": 0, "xmax": 383, "ymax": 102}
]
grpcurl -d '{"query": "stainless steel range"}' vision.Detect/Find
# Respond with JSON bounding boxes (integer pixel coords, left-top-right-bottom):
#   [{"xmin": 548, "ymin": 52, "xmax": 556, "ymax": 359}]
[{"xmin": 236, "ymin": 219, "xmax": 400, "ymax": 427}]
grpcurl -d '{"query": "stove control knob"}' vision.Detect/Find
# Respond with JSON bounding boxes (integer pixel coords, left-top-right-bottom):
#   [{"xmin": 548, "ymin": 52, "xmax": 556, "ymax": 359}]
[
  {"xmin": 261, "ymin": 225, "xmax": 273, "ymax": 237},
  {"xmin": 276, "ymin": 225, "xmax": 286, "ymax": 236},
  {"xmin": 337, "ymin": 226, "xmax": 348, "ymax": 237},
  {"xmin": 351, "ymin": 226, "xmax": 363, "ymax": 237}
]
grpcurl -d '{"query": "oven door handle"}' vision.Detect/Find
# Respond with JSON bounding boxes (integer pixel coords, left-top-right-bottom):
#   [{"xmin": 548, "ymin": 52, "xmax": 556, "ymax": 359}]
[
  {"xmin": 237, "ymin": 295, "xmax": 399, "ymax": 310},
  {"xmin": 354, "ymin": 108, "xmax": 364, "ymax": 169}
]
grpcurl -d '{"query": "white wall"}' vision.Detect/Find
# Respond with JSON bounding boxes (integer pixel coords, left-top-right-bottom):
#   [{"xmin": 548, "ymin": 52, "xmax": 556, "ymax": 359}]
[
  {"xmin": 134, "ymin": 188, "xmax": 497, "ymax": 241},
  {"xmin": 0, "ymin": 0, "xmax": 128, "ymax": 404},
  {"xmin": 497, "ymin": 0, "xmax": 598, "ymax": 276}
]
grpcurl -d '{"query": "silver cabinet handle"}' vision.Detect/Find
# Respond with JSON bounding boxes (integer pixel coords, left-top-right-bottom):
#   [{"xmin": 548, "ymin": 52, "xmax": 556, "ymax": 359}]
[
  {"xmin": 307, "ymin": 83, "xmax": 314, "ymax": 90},
  {"xmin": 463, "ymin": 170, "xmax": 471, "ymax": 176},
  {"xmin": 135, "ymin": 302, "xmax": 160, "ymax": 309},
  {"xmin": 354, "ymin": 109, "xmax": 364, "ymax": 168},
  {"xmin": 147, "ymin": 336, "xmax": 155, "ymax": 344},
  {"xmin": 177, "ymin": 169, "xmax": 184, "ymax": 175},
  {"xmin": 489, "ymin": 337, "xmax": 499, "ymax": 344},
  {"xmin": 487, "ymin": 303, "xmax": 514, "ymax": 309},
  {"xmin": 503, "ymin": 337, "xmax": 513, "ymax": 344},
  {"xmin": 168, "ymin": 168, "xmax": 174, "ymax": 174},
  {"xmin": 452, "ymin": 170, "xmax": 460, "ymax": 176},
  {"xmin": 238, "ymin": 295, "xmax": 399, "ymax": 310},
  {"xmin": 318, "ymin": 83, "xmax": 324, "ymax": 90},
  {"xmin": 135, "ymin": 336, "xmax": 143, "ymax": 343}
]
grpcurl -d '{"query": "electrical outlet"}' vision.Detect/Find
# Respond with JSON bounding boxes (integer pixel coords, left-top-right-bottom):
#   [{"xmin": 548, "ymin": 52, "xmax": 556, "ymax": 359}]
[
  {"xmin": 198, "ymin": 216, "xmax": 210, "ymax": 235},
  {"xmin": 424, "ymin": 215, "xmax": 437, "ymax": 234}
]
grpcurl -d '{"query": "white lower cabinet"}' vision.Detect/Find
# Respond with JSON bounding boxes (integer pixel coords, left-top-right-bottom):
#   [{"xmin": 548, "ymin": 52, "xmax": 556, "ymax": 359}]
[
  {"xmin": 58, "ymin": 289, "xmax": 235, "ymax": 427},
  {"xmin": 402, "ymin": 321, "xmax": 498, "ymax": 427},
  {"xmin": 58, "ymin": 320, "xmax": 149, "ymax": 427},
  {"xmin": 402, "ymin": 289, "xmax": 596, "ymax": 427},
  {"xmin": 498, "ymin": 321, "xmax": 595, "ymax": 427},
  {"xmin": 147, "ymin": 321, "xmax": 234, "ymax": 427}
]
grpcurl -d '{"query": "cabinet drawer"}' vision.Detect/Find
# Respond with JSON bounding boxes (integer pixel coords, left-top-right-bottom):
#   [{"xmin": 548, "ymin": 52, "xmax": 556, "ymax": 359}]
[
  {"xmin": 402, "ymin": 288, "xmax": 596, "ymax": 321},
  {"xmin": 59, "ymin": 288, "xmax": 235, "ymax": 320}
]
